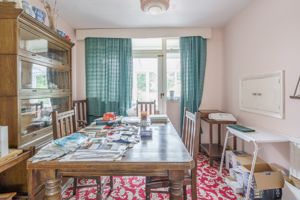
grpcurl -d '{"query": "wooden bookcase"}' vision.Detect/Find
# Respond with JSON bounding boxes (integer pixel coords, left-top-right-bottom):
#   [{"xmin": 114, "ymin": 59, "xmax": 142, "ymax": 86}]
[{"xmin": 0, "ymin": 2, "xmax": 73, "ymax": 149}]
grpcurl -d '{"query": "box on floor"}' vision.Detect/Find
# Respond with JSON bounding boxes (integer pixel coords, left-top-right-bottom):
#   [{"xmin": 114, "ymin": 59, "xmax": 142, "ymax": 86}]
[
  {"xmin": 241, "ymin": 163, "xmax": 284, "ymax": 200},
  {"xmin": 225, "ymin": 150, "xmax": 265, "ymax": 170}
]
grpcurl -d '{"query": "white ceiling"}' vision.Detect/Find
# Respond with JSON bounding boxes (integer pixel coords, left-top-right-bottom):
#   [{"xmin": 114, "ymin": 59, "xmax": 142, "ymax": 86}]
[{"xmin": 56, "ymin": 0, "xmax": 251, "ymax": 29}]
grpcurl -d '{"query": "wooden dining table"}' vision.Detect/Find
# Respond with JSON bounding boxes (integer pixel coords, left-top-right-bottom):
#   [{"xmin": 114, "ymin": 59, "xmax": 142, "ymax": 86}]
[{"xmin": 27, "ymin": 122, "xmax": 194, "ymax": 200}]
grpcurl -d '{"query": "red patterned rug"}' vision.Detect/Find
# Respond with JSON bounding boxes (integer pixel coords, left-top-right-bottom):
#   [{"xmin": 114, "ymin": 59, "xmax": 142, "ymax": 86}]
[{"xmin": 63, "ymin": 154, "xmax": 237, "ymax": 200}]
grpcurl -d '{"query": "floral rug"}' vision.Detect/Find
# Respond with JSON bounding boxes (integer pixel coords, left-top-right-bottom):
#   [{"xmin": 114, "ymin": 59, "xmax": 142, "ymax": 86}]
[{"xmin": 63, "ymin": 154, "xmax": 237, "ymax": 200}]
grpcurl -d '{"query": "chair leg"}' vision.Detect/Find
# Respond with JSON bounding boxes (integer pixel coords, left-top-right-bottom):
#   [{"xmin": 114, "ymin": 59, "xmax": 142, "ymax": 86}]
[
  {"xmin": 183, "ymin": 185, "xmax": 187, "ymax": 200},
  {"xmin": 145, "ymin": 188, "xmax": 151, "ymax": 200},
  {"xmin": 96, "ymin": 177, "xmax": 102, "ymax": 200},
  {"xmin": 73, "ymin": 177, "xmax": 77, "ymax": 195},
  {"xmin": 191, "ymin": 171, "xmax": 197, "ymax": 200},
  {"xmin": 145, "ymin": 177, "xmax": 151, "ymax": 200},
  {"xmin": 110, "ymin": 176, "xmax": 113, "ymax": 189}
]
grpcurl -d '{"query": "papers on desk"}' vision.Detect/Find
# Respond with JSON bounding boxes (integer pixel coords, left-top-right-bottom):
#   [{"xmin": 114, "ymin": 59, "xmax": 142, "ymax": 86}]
[{"xmin": 208, "ymin": 113, "xmax": 237, "ymax": 121}]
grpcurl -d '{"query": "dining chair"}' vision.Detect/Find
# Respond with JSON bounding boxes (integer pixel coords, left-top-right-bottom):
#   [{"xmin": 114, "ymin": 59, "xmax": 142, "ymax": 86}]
[
  {"xmin": 136, "ymin": 100, "xmax": 157, "ymax": 116},
  {"xmin": 52, "ymin": 108, "xmax": 113, "ymax": 199},
  {"xmin": 73, "ymin": 99, "xmax": 88, "ymax": 128},
  {"xmin": 145, "ymin": 108, "xmax": 201, "ymax": 200}
]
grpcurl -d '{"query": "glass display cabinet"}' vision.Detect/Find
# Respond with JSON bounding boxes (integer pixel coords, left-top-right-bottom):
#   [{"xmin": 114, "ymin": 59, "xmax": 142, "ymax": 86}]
[{"xmin": 0, "ymin": 4, "xmax": 73, "ymax": 149}]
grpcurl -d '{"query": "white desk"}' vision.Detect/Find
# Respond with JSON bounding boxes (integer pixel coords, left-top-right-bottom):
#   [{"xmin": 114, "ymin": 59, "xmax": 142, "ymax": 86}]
[{"xmin": 219, "ymin": 127, "xmax": 289, "ymax": 200}]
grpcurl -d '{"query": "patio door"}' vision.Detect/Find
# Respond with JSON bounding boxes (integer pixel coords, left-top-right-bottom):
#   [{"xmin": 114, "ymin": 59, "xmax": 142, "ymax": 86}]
[{"xmin": 132, "ymin": 54, "xmax": 166, "ymax": 113}]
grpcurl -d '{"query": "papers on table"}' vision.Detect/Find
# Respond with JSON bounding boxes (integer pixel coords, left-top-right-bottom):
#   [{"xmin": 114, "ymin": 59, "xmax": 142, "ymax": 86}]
[
  {"xmin": 121, "ymin": 117, "xmax": 140, "ymax": 125},
  {"xmin": 60, "ymin": 142, "xmax": 127, "ymax": 161},
  {"xmin": 31, "ymin": 133, "xmax": 89, "ymax": 163},
  {"xmin": 149, "ymin": 114, "xmax": 169, "ymax": 123},
  {"xmin": 61, "ymin": 150, "xmax": 123, "ymax": 161},
  {"xmin": 31, "ymin": 118, "xmax": 143, "ymax": 163}
]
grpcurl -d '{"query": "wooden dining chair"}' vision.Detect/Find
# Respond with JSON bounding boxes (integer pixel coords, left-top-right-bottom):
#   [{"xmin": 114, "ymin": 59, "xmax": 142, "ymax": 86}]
[
  {"xmin": 73, "ymin": 99, "xmax": 88, "ymax": 129},
  {"xmin": 52, "ymin": 108, "xmax": 113, "ymax": 199},
  {"xmin": 145, "ymin": 108, "xmax": 201, "ymax": 200},
  {"xmin": 136, "ymin": 100, "xmax": 157, "ymax": 116}
]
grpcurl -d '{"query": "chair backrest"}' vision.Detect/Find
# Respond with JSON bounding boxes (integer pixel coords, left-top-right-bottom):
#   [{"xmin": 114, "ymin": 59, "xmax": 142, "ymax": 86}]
[
  {"xmin": 73, "ymin": 99, "xmax": 87, "ymax": 125},
  {"xmin": 136, "ymin": 100, "xmax": 156, "ymax": 116},
  {"xmin": 181, "ymin": 108, "xmax": 201, "ymax": 160},
  {"xmin": 52, "ymin": 108, "xmax": 78, "ymax": 139}
]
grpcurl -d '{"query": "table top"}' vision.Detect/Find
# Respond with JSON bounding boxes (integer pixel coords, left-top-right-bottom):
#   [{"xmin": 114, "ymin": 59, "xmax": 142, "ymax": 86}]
[
  {"xmin": 27, "ymin": 122, "xmax": 194, "ymax": 171},
  {"xmin": 227, "ymin": 127, "xmax": 289, "ymax": 143}
]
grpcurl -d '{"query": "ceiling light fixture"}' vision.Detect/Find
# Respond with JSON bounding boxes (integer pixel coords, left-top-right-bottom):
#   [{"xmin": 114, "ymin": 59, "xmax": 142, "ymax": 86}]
[{"xmin": 140, "ymin": 0, "xmax": 170, "ymax": 15}]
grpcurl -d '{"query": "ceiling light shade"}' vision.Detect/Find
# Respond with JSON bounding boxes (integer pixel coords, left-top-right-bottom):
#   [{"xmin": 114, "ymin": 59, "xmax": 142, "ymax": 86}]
[{"xmin": 140, "ymin": 0, "xmax": 170, "ymax": 15}]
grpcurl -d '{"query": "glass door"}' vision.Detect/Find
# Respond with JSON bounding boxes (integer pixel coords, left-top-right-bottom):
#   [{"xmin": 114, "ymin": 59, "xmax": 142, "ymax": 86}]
[{"xmin": 132, "ymin": 55, "xmax": 165, "ymax": 113}]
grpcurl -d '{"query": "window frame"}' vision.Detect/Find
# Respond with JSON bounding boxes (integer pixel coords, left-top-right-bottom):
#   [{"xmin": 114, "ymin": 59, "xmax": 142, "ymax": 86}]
[{"xmin": 132, "ymin": 38, "xmax": 180, "ymax": 113}]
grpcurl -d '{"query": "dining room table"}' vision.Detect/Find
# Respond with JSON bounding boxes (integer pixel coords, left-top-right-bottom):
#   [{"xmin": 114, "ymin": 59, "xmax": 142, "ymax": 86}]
[{"xmin": 27, "ymin": 119, "xmax": 194, "ymax": 200}]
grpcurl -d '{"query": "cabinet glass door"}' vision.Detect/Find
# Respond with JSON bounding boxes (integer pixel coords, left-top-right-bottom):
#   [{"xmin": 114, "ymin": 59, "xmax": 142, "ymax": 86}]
[
  {"xmin": 19, "ymin": 28, "xmax": 69, "ymax": 65},
  {"xmin": 21, "ymin": 60, "xmax": 69, "ymax": 90},
  {"xmin": 20, "ymin": 97, "xmax": 69, "ymax": 135}
]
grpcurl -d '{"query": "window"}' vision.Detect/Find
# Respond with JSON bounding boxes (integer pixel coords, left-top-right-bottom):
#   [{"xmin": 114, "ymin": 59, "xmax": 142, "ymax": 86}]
[{"xmin": 132, "ymin": 38, "xmax": 181, "ymax": 113}]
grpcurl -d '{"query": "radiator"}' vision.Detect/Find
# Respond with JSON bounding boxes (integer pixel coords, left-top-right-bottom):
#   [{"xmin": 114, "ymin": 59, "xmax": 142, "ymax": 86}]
[{"xmin": 290, "ymin": 142, "xmax": 300, "ymax": 180}]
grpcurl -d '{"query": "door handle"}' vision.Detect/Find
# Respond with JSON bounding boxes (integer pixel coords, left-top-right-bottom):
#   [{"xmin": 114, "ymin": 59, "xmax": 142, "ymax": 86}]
[{"xmin": 160, "ymin": 93, "xmax": 165, "ymax": 98}]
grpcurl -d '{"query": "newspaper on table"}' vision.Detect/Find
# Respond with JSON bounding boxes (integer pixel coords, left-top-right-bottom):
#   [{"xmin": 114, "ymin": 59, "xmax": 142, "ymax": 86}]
[
  {"xmin": 59, "ymin": 142, "xmax": 128, "ymax": 161},
  {"xmin": 31, "ymin": 132, "xmax": 88, "ymax": 163}
]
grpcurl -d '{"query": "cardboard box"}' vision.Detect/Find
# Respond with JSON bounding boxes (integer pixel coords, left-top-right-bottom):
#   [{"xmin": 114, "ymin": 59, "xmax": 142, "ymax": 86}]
[
  {"xmin": 291, "ymin": 176, "xmax": 300, "ymax": 189},
  {"xmin": 282, "ymin": 179, "xmax": 300, "ymax": 200},
  {"xmin": 241, "ymin": 163, "xmax": 284, "ymax": 200},
  {"xmin": 225, "ymin": 176, "xmax": 244, "ymax": 194},
  {"xmin": 226, "ymin": 150, "xmax": 265, "ymax": 170}
]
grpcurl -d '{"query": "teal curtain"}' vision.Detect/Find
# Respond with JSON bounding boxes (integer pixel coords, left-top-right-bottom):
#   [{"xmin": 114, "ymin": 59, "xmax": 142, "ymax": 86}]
[
  {"xmin": 85, "ymin": 38, "xmax": 133, "ymax": 122},
  {"xmin": 180, "ymin": 36, "xmax": 207, "ymax": 129}
]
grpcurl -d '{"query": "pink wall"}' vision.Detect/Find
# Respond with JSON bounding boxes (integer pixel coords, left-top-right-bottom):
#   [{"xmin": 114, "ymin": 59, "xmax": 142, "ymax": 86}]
[
  {"xmin": 223, "ymin": 0, "xmax": 300, "ymax": 168},
  {"xmin": 28, "ymin": 0, "xmax": 77, "ymax": 99}
]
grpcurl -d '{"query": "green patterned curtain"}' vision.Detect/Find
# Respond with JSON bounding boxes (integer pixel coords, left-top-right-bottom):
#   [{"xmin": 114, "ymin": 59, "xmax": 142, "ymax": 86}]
[
  {"xmin": 85, "ymin": 38, "xmax": 133, "ymax": 122},
  {"xmin": 180, "ymin": 36, "xmax": 207, "ymax": 129}
]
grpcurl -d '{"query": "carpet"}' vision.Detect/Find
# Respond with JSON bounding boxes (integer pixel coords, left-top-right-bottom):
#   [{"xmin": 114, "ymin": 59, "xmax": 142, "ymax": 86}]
[{"xmin": 63, "ymin": 154, "xmax": 237, "ymax": 200}]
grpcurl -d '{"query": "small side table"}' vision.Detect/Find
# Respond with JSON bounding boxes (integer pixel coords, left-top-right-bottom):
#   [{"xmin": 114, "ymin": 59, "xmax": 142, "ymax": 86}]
[{"xmin": 200, "ymin": 110, "xmax": 237, "ymax": 166}]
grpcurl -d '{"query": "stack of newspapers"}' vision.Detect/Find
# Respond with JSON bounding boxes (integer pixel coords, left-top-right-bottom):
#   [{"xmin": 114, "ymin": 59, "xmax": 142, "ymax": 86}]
[
  {"xmin": 149, "ymin": 114, "xmax": 168, "ymax": 123},
  {"xmin": 31, "ymin": 133, "xmax": 89, "ymax": 163}
]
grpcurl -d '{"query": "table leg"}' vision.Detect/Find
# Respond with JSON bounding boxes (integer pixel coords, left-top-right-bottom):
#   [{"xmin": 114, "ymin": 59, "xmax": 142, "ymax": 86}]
[
  {"xmin": 169, "ymin": 170, "xmax": 184, "ymax": 200},
  {"xmin": 44, "ymin": 170, "xmax": 61, "ymax": 200},
  {"xmin": 245, "ymin": 142, "xmax": 259, "ymax": 200},
  {"xmin": 209, "ymin": 123, "xmax": 213, "ymax": 166},
  {"xmin": 218, "ymin": 124, "xmax": 221, "ymax": 146},
  {"xmin": 219, "ymin": 131, "xmax": 230, "ymax": 175},
  {"xmin": 27, "ymin": 169, "xmax": 34, "ymax": 200}
]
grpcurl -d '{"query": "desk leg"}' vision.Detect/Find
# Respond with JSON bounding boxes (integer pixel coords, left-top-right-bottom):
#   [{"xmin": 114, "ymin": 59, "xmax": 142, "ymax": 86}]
[
  {"xmin": 245, "ymin": 142, "xmax": 258, "ymax": 200},
  {"xmin": 45, "ymin": 170, "xmax": 61, "ymax": 200},
  {"xmin": 219, "ymin": 131, "xmax": 231, "ymax": 175},
  {"xmin": 169, "ymin": 170, "xmax": 184, "ymax": 200},
  {"xmin": 209, "ymin": 123, "xmax": 213, "ymax": 166},
  {"xmin": 218, "ymin": 124, "xmax": 221, "ymax": 146}
]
